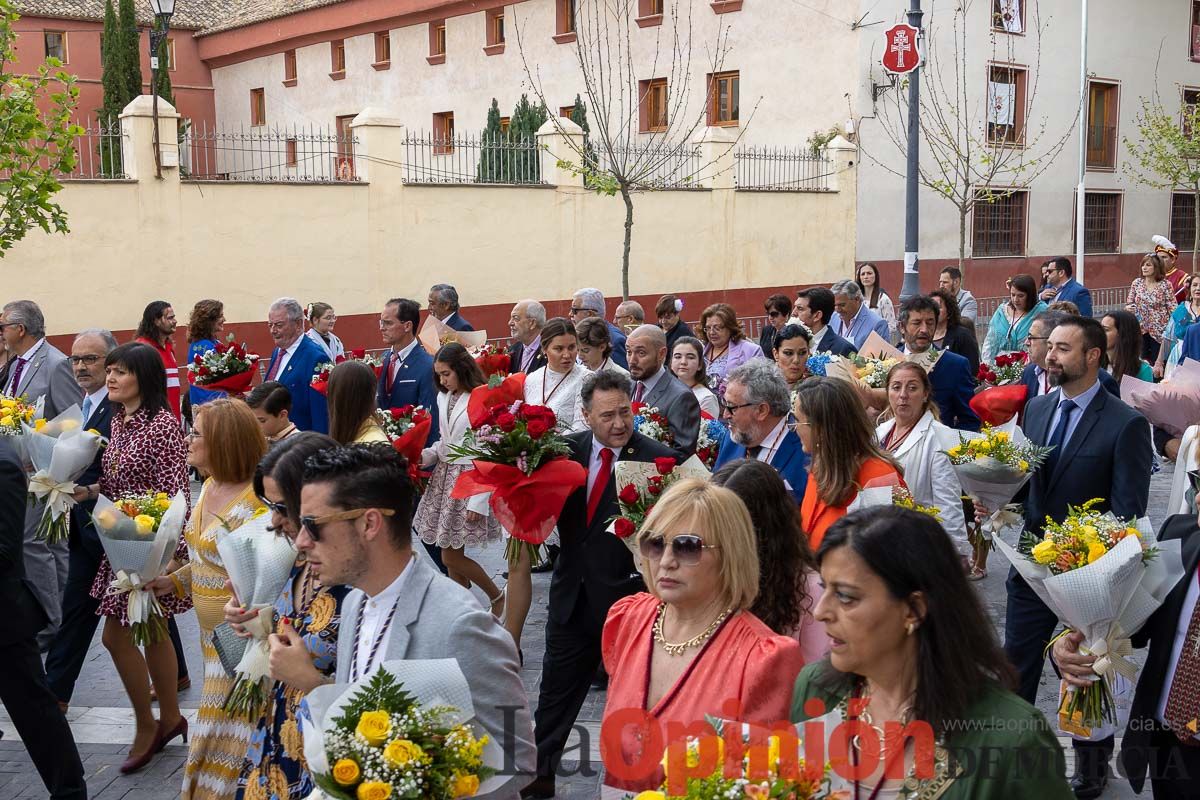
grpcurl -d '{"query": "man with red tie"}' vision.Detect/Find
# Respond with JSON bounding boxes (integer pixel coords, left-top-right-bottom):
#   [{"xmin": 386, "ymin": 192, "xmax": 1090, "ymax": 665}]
[
  {"xmin": 523, "ymin": 370, "xmax": 676, "ymax": 799},
  {"xmin": 261, "ymin": 297, "xmax": 330, "ymax": 433}
]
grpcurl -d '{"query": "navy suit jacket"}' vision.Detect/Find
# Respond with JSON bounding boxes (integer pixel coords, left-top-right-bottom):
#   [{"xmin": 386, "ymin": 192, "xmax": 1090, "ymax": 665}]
[
  {"xmin": 606, "ymin": 322, "xmax": 629, "ymax": 369},
  {"xmin": 377, "ymin": 344, "xmax": 439, "ymax": 444},
  {"xmin": 929, "ymin": 349, "xmax": 981, "ymax": 431},
  {"xmin": 445, "ymin": 312, "xmax": 474, "ymax": 332},
  {"xmin": 813, "ymin": 326, "xmax": 857, "ymax": 357},
  {"xmin": 69, "ymin": 396, "xmax": 112, "ymax": 547},
  {"xmin": 713, "ymin": 427, "xmax": 809, "ymax": 504},
  {"xmin": 265, "ymin": 335, "xmax": 330, "ymax": 433},
  {"xmin": 1054, "ymin": 279, "xmax": 1093, "ymax": 318}
]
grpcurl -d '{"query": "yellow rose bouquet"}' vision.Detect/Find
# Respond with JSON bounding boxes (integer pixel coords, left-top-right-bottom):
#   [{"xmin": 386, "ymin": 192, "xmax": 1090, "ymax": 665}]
[
  {"xmin": 22, "ymin": 402, "xmax": 106, "ymax": 543},
  {"xmin": 92, "ymin": 490, "xmax": 189, "ymax": 645},
  {"xmin": 0, "ymin": 392, "xmax": 36, "ymax": 436},
  {"xmin": 993, "ymin": 499, "xmax": 1185, "ymax": 738},
  {"xmin": 303, "ymin": 662, "xmax": 501, "ymax": 800}
]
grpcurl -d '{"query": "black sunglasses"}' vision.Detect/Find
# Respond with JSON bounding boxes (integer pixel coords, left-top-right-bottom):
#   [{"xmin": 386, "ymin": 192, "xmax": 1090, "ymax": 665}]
[
  {"xmin": 299, "ymin": 507, "xmax": 394, "ymax": 541},
  {"xmin": 639, "ymin": 532, "xmax": 720, "ymax": 566},
  {"xmin": 258, "ymin": 497, "xmax": 289, "ymax": 518}
]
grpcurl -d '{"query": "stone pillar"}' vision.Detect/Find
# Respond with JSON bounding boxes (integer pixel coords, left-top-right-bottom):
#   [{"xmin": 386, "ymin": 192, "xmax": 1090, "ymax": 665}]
[
  {"xmin": 349, "ymin": 108, "xmax": 406, "ymax": 183},
  {"xmin": 536, "ymin": 117, "xmax": 585, "ymax": 188},
  {"xmin": 691, "ymin": 126, "xmax": 738, "ymax": 190},
  {"xmin": 823, "ymin": 134, "xmax": 857, "ymax": 194},
  {"xmin": 119, "ymin": 94, "xmax": 180, "ymax": 182}
]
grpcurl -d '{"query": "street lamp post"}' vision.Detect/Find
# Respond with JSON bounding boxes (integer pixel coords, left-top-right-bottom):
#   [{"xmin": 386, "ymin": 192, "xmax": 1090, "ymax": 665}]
[
  {"xmin": 148, "ymin": 0, "xmax": 176, "ymax": 179},
  {"xmin": 899, "ymin": 0, "xmax": 924, "ymax": 302}
]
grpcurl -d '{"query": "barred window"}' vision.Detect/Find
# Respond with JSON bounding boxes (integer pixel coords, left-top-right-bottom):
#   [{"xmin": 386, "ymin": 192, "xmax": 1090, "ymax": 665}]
[
  {"xmin": 1081, "ymin": 192, "xmax": 1121, "ymax": 254},
  {"xmin": 972, "ymin": 190, "xmax": 1027, "ymax": 257},
  {"xmin": 1171, "ymin": 193, "xmax": 1197, "ymax": 253}
]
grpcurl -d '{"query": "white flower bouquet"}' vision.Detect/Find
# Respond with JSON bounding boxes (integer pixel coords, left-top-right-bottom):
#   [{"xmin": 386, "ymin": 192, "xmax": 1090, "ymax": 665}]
[{"xmin": 23, "ymin": 403, "xmax": 106, "ymax": 544}]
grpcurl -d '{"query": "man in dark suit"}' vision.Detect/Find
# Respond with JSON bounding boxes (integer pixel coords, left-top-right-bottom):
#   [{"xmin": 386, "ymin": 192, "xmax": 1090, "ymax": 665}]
[
  {"xmin": 377, "ymin": 298, "xmax": 439, "ymax": 444},
  {"xmin": 263, "ymin": 297, "xmax": 330, "ymax": 433},
  {"xmin": 1019, "ymin": 312, "xmax": 1118, "ymax": 415},
  {"xmin": 507, "ymin": 299, "xmax": 548, "ymax": 374},
  {"xmin": 0, "ymin": 437, "xmax": 87, "ymax": 799},
  {"xmin": 1053, "ymin": 511, "xmax": 1200, "ymax": 799},
  {"xmin": 625, "ymin": 324, "xmax": 700, "ymax": 458},
  {"xmin": 428, "ymin": 283, "xmax": 474, "ymax": 331},
  {"xmin": 522, "ymin": 370, "xmax": 675, "ymax": 799},
  {"xmin": 713, "ymin": 359, "xmax": 808, "ymax": 502},
  {"xmin": 1006, "ymin": 315, "xmax": 1152, "ymax": 798},
  {"xmin": 1039, "ymin": 256, "xmax": 1094, "ymax": 318},
  {"xmin": 795, "ymin": 287, "xmax": 856, "ymax": 357}
]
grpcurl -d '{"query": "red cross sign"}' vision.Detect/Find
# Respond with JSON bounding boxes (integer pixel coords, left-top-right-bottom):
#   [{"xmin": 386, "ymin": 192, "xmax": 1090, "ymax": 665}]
[{"xmin": 882, "ymin": 23, "xmax": 922, "ymax": 75}]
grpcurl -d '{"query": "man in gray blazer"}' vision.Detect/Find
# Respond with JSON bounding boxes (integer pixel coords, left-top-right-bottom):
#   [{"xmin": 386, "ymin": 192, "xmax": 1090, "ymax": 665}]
[
  {"xmin": 624, "ymin": 324, "xmax": 701, "ymax": 459},
  {"xmin": 291, "ymin": 444, "xmax": 534, "ymax": 797},
  {"xmin": 1, "ymin": 301, "xmax": 83, "ymax": 649}
]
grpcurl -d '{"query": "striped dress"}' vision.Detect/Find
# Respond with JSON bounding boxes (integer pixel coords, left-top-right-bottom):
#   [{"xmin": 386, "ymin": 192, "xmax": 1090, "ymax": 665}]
[{"xmin": 178, "ymin": 481, "xmax": 266, "ymax": 800}]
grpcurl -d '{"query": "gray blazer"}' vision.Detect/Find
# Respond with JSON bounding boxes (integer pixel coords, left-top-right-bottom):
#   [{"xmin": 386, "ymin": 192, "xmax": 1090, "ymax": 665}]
[
  {"xmin": 642, "ymin": 368, "xmax": 701, "ymax": 459},
  {"xmin": 336, "ymin": 555, "xmax": 535, "ymax": 797},
  {"xmin": 12, "ymin": 341, "xmax": 82, "ymax": 418}
]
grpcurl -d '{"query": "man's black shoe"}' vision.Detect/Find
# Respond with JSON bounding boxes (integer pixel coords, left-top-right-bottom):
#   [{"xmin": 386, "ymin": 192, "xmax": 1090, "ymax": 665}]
[
  {"xmin": 530, "ymin": 560, "xmax": 555, "ymax": 574},
  {"xmin": 1069, "ymin": 772, "xmax": 1106, "ymax": 800},
  {"xmin": 520, "ymin": 776, "xmax": 555, "ymax": 799}
]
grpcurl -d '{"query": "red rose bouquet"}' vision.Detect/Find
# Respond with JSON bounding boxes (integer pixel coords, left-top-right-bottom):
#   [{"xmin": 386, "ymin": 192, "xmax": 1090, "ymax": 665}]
[
  {"xmin": 379, "ymin": 406, "xmax": 432, "ymax": 491},
  {"xmin": 608, "ymin": 455, "xmax": 711, "ymax": 567},
  {"xmin": 976, "ymin": 351, "xmax": 1028, "ymax": 386},
  {"xmin": 631, "ymin": 402, "xmax": 674, "ymax": 446},
  {"xmin": 450, "ymin": 392, "xmax": 586, "ymax": 566},
  {"xmin": 311, "ymin": 350, "xmax": 383, "ymax": 395},
  {"xmin": 189, "ymin": 334, "xmax": 260, "ymax": 394},
  {"xmin": 474, "ymin": 343, "xmax": 512, "ymax": 386}
]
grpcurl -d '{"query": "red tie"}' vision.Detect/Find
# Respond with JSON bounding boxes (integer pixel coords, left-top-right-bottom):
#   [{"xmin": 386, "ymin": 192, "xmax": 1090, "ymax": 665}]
[
  {"xmin": 265, "ymin": 352, "xmax": 281, "ymax": 381},
  {"xmin": 587, "ymin": 448, "xmax": 614, "ymax": 524},
  {"xmin": 8, "ymin": 357, "xmax": 27, "ymax": 393},
  {"xmin": 1163, "ymin": 572, "xmax": 1200, "ymax": 744},
  {"xmin": 634, "ymin": 381, "xmax": 645, "ymax": 403}
]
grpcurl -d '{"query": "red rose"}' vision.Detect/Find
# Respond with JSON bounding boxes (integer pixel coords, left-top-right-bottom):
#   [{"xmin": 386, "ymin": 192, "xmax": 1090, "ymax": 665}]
[
  {"xmin": 351, "ymin": 348, "xmax": 366, "ymax": 359},
  {"xmin": 197, "ymin": 366, "xmax": 210, "ymax": 377},
  {"xmin": 496, "ymin": 412, "xmax": 517, "ymax": 432},
  {"xmin": 647, "ymin": 483, "xmax": 662, "ymax": 496},
  {"xmin": 654, "ymin": 457, "xmax": 676, "ymax": 475},
  {"xmin": 613, "ymin": 517, "xmax": 636, "ymax": 539},
  {"xmin": 618, "ymin": 484, "xmax": 640, "ymax": 505},
  {"xmin": 396, "ymin": 405, "xmax": 414, "ymax": 417},
  {"xmin": 526, "ymin": 418, "xmax": 550, "ymax": 439},
  {"xmin": 995, "ymin": 354, "xmax": 1009, "ymax": 368},
  {"xmin": 414, "ymin": 409, "xmax": 431, "ymax": 423},
  {"xmin": 193, "ymin": 354, "xmax": 203, "ymax": 365},
  {"xmin": 631, "ymin": 401, "xmax": 647, "ymax": 415}
]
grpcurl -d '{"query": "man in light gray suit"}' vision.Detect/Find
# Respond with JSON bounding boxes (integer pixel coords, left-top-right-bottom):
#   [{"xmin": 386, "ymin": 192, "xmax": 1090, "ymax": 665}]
[
  {"xmin": 292, "ymin": 444, "xmax": 534, "ymax": 797},
  {"xmin": 625, "ymin": 324, "xmax": 701, "ymax": 459},
  {"xmin": 1, "ymin": 301, "xmax": 83, "ymax": 650}
]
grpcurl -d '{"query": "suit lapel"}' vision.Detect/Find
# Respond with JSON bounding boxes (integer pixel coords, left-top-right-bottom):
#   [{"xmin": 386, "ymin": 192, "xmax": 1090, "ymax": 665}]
[
  {"xmin": 1046, "ymin": 391, "xmax": 1104, "ymax": 493},
  {"xmin": 385, "ymin": 557, "xmax": 435, "ymax": 661},
  {"xmin": 18, "ymin": 350, "xmax": 45, "ymax": 395}
]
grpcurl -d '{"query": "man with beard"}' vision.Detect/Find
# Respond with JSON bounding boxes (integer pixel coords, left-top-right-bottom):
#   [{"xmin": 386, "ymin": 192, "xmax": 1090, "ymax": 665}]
[
  {"xmin": 625, "ymin": 324, "xmax": 700, "ymax": 459},
  {"xmin": 712, "ymin": 360, "xmax": 807, "ymax": 503}
]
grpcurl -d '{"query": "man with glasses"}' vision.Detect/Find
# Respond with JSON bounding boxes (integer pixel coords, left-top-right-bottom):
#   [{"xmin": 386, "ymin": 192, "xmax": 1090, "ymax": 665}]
[
  {"xmin": 262, "ymin": 297, "xmax": 330, "ymax": 433},
  {"xmin": 569, "ymin": 288, "xmax": 627, "ymax": 368},
  {"xmin": 712, "ymin": 359, "xmax": 807, "ymax": 503},
  {"xmin": 522, "ymin": 370, "xmax": 675, "ymax": 799},
  {"xmin": 613, "ymin": 300, "xmax": 644, "ymax": 334},
  {"xmin": 295, "ymin": 444, "xmax": 534, "ymax": 794},
  {"xmin": 1038, "ymin": 256, "xmax": 1093, "ymax": 318},
  {"xmin": 1019, "ymin": 312, "xmax": 1119, "ymax": 413}
]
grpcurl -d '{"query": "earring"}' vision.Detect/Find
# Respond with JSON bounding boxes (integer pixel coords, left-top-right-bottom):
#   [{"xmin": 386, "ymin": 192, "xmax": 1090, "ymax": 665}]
[{"xmin": 905, "ymin": 622, "xmax": 916, "ymax": 636}]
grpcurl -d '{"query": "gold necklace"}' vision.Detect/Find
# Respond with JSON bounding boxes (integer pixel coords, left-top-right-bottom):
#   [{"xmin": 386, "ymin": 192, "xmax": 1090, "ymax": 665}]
[
  {"xmin": 652, "ymin": 603, "xmax": 733, "ymax": 656},
  {"xmin": 854, "ymin": 681, "xmax": 914, "ymax": 758}
]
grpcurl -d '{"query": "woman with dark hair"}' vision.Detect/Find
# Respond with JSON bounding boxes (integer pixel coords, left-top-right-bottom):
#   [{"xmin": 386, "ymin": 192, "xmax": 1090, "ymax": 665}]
[
  {"xmin": 415, "ymin": 344, "xmax": 504, "ymax": 614},
  {"xmin": 791, "ymin": 506, "xmax": 1071, "ymax": 799},
  {"xmin": 186, "ymin": 299, "xmax": 226, "ymax": 408},
  {"xmin": 712, "ymin": 459, "xmax": 826, "ymax": 662},
  {"xmin": 983, "ymin": 274, "xmax": 1047, "ymax": 361},
  {"xmin": 857, "ymin": 262, "xmax": 897, "ymax": 339},
  {"xmin": 930, "ymin": 288, "xmax": 980, "ymax": 375},
  {"xmin": 228, "ymin": 432, "xmax": 351, "ymax": 800},
  {"xmin": 1102, "ymin": 310, "xmax": 1155, "ymax": 382},
  {"xmin": 327, "ymin": 360, "xmax": 387, "ymax": 444},
  {"xmin": 758, "ymin": 294, "xmax": 793, "ymax": 356},
  {"xmin": 794, "ymin": 377, "xmax": 904, "ymax": 548},
  {"xmin": 245, "ymin": 381, "xmax": 298, "ymax": 443},
  {"xmin": 771, "ymin": 322, "xmax": 812, "ymax": 392},
  {"xmin": 575, "ymin": 316, "xmax": 629, "ymax": 378},
  {"xmin": 656, "ymin": 294, "xmax": 695, "ymax": 352},
  {"xmin": 700, "ymin": 302, "xmax": 763, "ymax": 384},
  {"xmin": 304, "ymin": 301, "xmax": 344, "ymax": 362},
  {"xmin": 1125, "ymin": 252, "xmax": 1175, "ymax": 363},
  {"xmin": 669, "ymin": 336, "xmax": 718, "ymax": 417},
  {"xmin": 77, "ymin": 342, "xmax": 190, "ymax": 773}
]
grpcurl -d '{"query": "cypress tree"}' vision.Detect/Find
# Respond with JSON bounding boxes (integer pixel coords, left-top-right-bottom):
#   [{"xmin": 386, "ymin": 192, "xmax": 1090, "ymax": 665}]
[
  {"xmin": 477, "ymin": 98, "xmax": 505, "ymax": 183},
  {"xmin": 117, "ymin": 0, "xmax": 142, "ymax": 102},
  {"xmin": 152, "ymin": 20, "xmax": 174, "ymax": 106},
  {"xmin": 568, "ymin": 94, "xmax": 599, "ymax": 185},
  {"xmin": 509, "ymin": 94, "xmax": 547, "ymax": 182},
  {"xmin": 99, "ymin": 0, "xmax": 125, "ymax": 174}
]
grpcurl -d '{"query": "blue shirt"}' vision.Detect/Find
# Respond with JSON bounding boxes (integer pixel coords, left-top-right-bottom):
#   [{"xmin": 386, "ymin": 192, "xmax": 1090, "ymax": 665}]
[{"xmin": 1048, "ymin": 378, "xmax": 1102, "ymax": 446}]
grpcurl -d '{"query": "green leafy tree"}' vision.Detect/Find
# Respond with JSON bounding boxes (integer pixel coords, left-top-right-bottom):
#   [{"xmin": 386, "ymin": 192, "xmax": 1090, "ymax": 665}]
[
  {"xmin": 1124, "ymin": 95, "xmax": 1200, "ymax": 272},
  {"xmin": 117, "ymin": 0, "xmax": 142, "ymax": 103},
  {"xmin": 568, "ymin": 94, "xmax": 600, "ymax": 186},
  {"xmin": 477, "ymin": 98, "xmax": 508, "ymax": 183},
  {"xmin": 98, "ymin": 0, "xmax": 125, "ymax": 174},
  {"xmin": 509, "ymin": 94, "xmax": 547, "ymax": 183},
  {"xmin": 0, "ymin": 0, "xmax": 83, "ymax": 254}
]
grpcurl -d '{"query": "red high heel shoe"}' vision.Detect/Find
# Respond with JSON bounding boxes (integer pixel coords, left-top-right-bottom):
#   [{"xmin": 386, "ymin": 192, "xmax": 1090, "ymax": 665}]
[
  {"xmin": 119, "ymin": 727, "xmax": 164, "ymax": 774},
  {"xmin": 157, "ymin": 716, "xmax": 188, "ymax": 752}
]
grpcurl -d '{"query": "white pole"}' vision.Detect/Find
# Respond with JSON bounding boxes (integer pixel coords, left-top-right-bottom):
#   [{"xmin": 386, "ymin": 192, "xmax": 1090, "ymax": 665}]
[{"xmin": 1075, "ymin": 0, "xmax": 1088, "ymax": 286}]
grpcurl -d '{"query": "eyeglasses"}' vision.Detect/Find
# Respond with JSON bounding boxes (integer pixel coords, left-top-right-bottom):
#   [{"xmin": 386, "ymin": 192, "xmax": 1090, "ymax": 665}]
[
  {"xmin": 703, "ymin": 325, "xmax": 726, "ymax": 333},
  {"xmin": 259, "ymin": 497, "xmax": 289, "ymax": 518},
  {"xmin": 767, "ymin": 311, "xmax": 784, "ymax": 318},
  {"xmin": 266, "ymin": 321, "xmax": 289, "ymax": 331},
  {"xmin": 299, "ymin": 507, "xmax": 395, "ymax": 541},
  {"xmin": 69, "ymin": 355, "xmax": 102, "ymax": 366},
  {"xmin": 639, "ymin": 532, "xmax": 720, "ymax": 566},
  {"xmin": 569, "ymin": 307, "xmax": 590, "ymax": 315},
  {"xmin": 186, "ymin": 429, "xmax": 203, "ymax": 439},
  {"xmin": 722, "ymin": 401, "xmax": 757, "ymax": 414},
  {"xmin": 1025, "ymin": 335, "xmax": 1048, "ymax": 344}
]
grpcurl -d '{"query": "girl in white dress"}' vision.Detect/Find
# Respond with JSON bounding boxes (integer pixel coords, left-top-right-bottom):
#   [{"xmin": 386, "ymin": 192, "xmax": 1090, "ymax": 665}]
[
  {"xmin": 304, "ymin": 301, "xmax": 345, "ymax": 361},
  {"xmin": 670, "ymin": 336, "xmax": 720, "ymax": 418}
]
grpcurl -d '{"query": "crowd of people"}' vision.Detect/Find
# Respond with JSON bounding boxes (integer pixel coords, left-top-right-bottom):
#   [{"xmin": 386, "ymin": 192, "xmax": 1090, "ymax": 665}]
[{"xmin": 0, "ymin": 243, "xmax": 1198, "ymax": 800}]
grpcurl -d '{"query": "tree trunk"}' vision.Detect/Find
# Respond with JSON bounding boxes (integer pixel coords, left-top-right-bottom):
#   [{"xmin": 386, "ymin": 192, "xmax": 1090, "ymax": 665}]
[
  {"xmin": 620, "ymin": 183, "xmax": 634, "ymax": 301},
  {"xmin": 959, "ymin": 207, "xmax": 968, "ymax": 270}
]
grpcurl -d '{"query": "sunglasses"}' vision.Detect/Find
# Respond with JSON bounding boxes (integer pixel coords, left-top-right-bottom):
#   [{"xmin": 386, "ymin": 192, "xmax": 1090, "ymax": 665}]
[
  {"xmin": 639, "ymin": 532, "xmax": 720, "ymax": 566},
  {"xmin": 259, "ymin": 497, "xmax": 289, "ymax": 518},
  {"xmin": 299, "ymin": 507, "xmax": 395, "ymax": 541}
]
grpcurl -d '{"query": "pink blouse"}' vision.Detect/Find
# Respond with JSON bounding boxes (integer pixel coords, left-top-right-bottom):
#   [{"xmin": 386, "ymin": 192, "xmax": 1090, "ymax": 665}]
[
  {"xmin": 1128, "ymin": 277, "xmax": 1176, "ymax": 342},
  {"xmin": 599, "ymin": 592, "xmax": 804, "ymax": 792}
]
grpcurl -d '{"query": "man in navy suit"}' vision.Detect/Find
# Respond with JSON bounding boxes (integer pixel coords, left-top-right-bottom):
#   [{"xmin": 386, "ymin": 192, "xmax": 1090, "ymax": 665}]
[
  {"xmin": 795, "ymin": 287, "xmax": 856, "ymax": 356},
  {"xmin": 1006, "ymin": 315, "xmax": 1151, "ymax": 798},
  {"xmin": 1039, "ymin": 256, "xmax": 1093, "ymax": 318},
  {"xmin": 263, "ymin": 298, "xmax": 330, "ymax": 433},
  {"xmin": 713, "ymin": 360, "xmax": 808, "ymax": 503},
  {"xmin": 377, "ymin": 297, "xmax": 438, "ymax": 444},
  {"xmin": 1019, "ymin": 312, "xmax": 1118, "ymax": 415},
  {"xmin": 428, "ymin": 284, "xmax": 474, "ymax": 332}
]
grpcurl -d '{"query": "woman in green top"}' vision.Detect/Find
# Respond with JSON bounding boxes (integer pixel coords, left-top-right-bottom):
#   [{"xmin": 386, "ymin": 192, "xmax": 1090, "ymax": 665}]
[{"xmin": 790, "ymin": 506, "xmax": 1072, "ymax": 799}]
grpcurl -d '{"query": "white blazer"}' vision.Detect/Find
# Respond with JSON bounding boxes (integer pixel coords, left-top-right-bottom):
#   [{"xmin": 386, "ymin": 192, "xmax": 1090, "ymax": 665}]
[
  {"xmin": 421, "ymin": 391, "xmax": 488, "ymax": 515},
  {"xmin": 876, "ymin": 410, "xmax": 968, "ymax": 553},
  {"xmin": 305, "ymin": 328, "xmax": 345, "ymax": 362}
]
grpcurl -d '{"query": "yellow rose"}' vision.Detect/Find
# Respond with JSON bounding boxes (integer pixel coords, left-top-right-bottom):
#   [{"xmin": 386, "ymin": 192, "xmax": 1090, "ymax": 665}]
[
  {"xmin": 993, "ymin": 431, "xmax": 1010, "ymax": 442},
  {"xmin": 34, "ymin": 418, "xmax": 46, "ymax": 432},
  {"xmin": 947, "ymin": 445, "xmax": 962, "ymax": 458},
  {"xmin": 633, "ymin": 793, "xmax": 667, "ymax": 800},
  {"xmin": 1087, "ymin": 541, "xmax": 1108, "ymax": 564},
  {"xmin": 59, "ymin": 419, "xmax": 80, "ymax": 431},
  {"xmin": 155, "ymin": 492, "xmax": 169, "ymax": 502},
  {"xmin": 2, "ymin": 414, "xmax": 15, "ymax": 428},
  {"xmin": 355, "ymin": 782, "xmax": 392, "ymax": 800},
  {"xmin": 1018, "ymin": 460, "xmax": 1029, "ymax": 471},
  {"xmin": 94, "ymin": 508, "xmax": 118, "ymax": 530},
  {"xmin": 1123, "ymin": 527, "xmax": 1141, "ymax": 540},
  {"xmin": 332, "ymin": 758, "xmax": 361, "ymax": 786},
  {"xmin": 134, "ymin": 514, "xmax": 156, "ymax": 535},
  {"xmin": 382, "ymin": 738, "xmax": 425, "ymax": 767},
  {"xmin": 1031, "ymin": 539, "xmax": 1059, "ymax": 565},
  {"xmin": 451, "ymin": 773, "xmax": 481, "ymax": 798},
  {"xmin": 156, "ymin": 497, "xmax": 172, "ymax": 511},
  {"xmin": 355, "ymin": 710, "xmax": 391, "ymax": 746}
]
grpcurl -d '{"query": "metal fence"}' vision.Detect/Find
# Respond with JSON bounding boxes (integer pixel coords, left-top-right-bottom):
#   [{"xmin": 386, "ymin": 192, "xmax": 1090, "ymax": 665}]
[
  {"xmin": 66, "ymin": 118, "xmax": 127, "ymax": 179},
  {"xmin": 594, "ymin": 144, "xmax": 704, "ymax": 190},
  {"xmin": 401, "ymin": 132, "xmax": 546, "ymax": 185},
  {"xmin": 181, "ymin": 122, "xmax": 359, "ymax": 182},
  {"xmin": 734, "ymin": 146, "xmax": 831, "ymax": 192}
]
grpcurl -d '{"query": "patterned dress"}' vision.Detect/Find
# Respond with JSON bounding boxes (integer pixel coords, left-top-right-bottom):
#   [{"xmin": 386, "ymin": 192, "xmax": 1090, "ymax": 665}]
[
  {"xmin": 179, "ymin": 482, "xmax": 267, "ymax": 800},
  {"xmin": 236, "ymin": 565, "xmax": 349, "ymax": 800},
  {"xmin": 90, "ymin": 407, "xmax": 192, "ymax": 622},
  {"xmin": 1127, "ymin": 277, "xmax": 1176, "ymax": 342}
]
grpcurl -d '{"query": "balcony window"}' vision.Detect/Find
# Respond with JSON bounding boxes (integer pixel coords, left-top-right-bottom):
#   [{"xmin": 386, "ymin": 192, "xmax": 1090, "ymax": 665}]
[
  {"xmin": 1086, "ymin": 81, "xmax": 1118, "ymax": 170},
  {"xmin": 986, "ymin": 65, "xmax": 1027, "ymax": 145},
  {"xmin": 639, "ymin": 78, "xmax": 668, "ymax": 132}
]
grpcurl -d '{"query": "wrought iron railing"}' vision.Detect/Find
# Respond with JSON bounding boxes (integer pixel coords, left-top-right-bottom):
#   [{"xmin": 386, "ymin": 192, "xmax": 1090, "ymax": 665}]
[
  {"xmin": 401, "ymin": 132, "xmax": 546, "ymax": 185},
  {"xmin": 181, "ymin": 122, "xmax": 359, "ymax": 182},
  {"xmin": 734, "ymin": 146, "xmax": 831, "ymax": 191}
]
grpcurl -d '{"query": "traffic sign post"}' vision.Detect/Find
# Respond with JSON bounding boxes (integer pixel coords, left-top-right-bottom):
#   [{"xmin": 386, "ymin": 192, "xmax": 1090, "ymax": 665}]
[{"xmin": 883, "ymin": 5, "xmax": 924, "ymax": 302}]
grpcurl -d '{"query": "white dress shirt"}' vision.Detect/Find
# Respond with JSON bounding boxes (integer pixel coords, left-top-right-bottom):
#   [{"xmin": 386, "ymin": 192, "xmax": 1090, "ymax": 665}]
[
  {"xmin": 1157, "ymin": 569, "xmax": 1200, "ymax": 740},
  {"xmin": 519, "ymin": 335, "xmax": 542, "ymax": 373},
  {"xmin": 6, "ymin": 337, "xmax": 44, "ymax": 394},
  {"xmin": 388, "ymin": 338, "xmax": 420, "ymax": 380},
  {"xmin": 82, "ymin": 387, "xmax": 108, "ymax": 423},
  {"xmin": 352, "ymin": 558, "xmax": 416, "ymax": 680},
  {"xmin": 272, "ymin": 334, "xmax": 304, "ymax": 379},
  {"xmin": 588, "ymin": 438, "xmax": 619, "ymax": 499},
  {"xmin": 754, "ymin": 417, "xmax": 789, "ymax": 465},
  {"xmin": 1047, "ymin": 378, "xmax": 1102, "ymax": 446}
]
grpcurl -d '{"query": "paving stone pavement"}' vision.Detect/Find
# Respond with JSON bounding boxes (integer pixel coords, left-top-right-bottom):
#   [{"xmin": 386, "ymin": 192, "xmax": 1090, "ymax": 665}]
[{"xmin": 1, "ymin": 465, "xmax": 1181, "ymax": 797}]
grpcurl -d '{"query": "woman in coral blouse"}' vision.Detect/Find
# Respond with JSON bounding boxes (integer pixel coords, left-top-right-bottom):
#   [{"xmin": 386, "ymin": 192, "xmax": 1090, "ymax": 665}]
[
  {"xmin": 794, "ymin": 377, "xmax": 904, "ymax": 548},
  {"xmin": 599, "ymin": 479, "xmax": 803, "ymax": 795}
]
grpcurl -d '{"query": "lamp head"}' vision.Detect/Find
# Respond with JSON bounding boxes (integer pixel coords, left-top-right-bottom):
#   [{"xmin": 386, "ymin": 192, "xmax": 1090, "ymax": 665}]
[{"xmin": 148, "ymin": 0, "xmax": 175, "ymax": 19}]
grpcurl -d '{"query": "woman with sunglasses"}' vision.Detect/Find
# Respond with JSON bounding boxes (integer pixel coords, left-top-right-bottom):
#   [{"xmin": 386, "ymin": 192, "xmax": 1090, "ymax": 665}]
[
  {"xmin": 757, "ymin": 294, "xmax": 793, "ymax": 357},
  {"xmin": 151, "ymin": 399, "xmax": 268, "ymax": 799},
  {"xmin": 226, "ymin": 432, "xmax": 350, "ymax": 800},
  {"xmin": 599, "ymin": 478, "xmax": 803, "ymax": 793}
]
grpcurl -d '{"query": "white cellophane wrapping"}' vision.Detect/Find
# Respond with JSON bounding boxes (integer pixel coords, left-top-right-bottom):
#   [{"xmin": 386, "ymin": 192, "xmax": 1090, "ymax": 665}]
[
  {"xmin": 607, "ymin": 455, "xmax": 711, "ymax": 571},
  {"xmin": 22, "ymin": 403, "xmax": 105, "ymax": 542},
  {"xmin": 934, "ymin": 418, "xmax": 1035, "ymax": 538}
]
